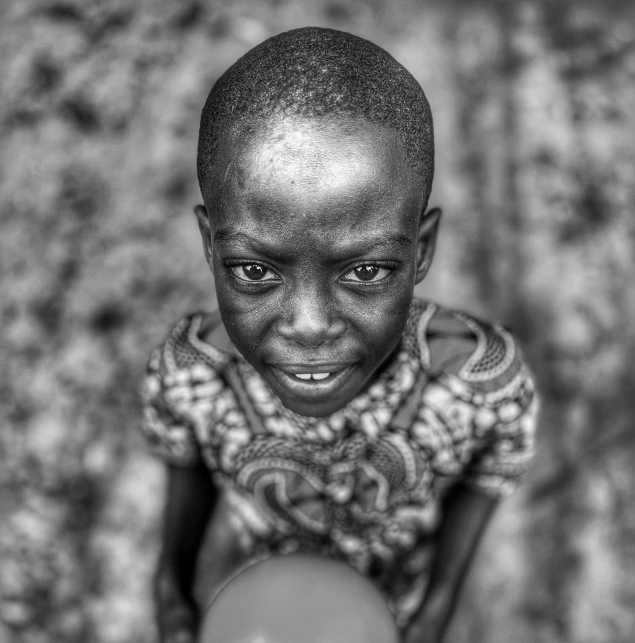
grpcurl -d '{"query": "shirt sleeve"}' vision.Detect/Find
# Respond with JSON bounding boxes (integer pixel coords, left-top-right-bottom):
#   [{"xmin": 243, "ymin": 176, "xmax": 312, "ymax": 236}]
[
  {"xmin": 463, "ymin": 357, "xmax": 539, "ymax": 497},
  {"xmin": 140, "ymin": 347, "xmax": 203, "ymax": 467}
]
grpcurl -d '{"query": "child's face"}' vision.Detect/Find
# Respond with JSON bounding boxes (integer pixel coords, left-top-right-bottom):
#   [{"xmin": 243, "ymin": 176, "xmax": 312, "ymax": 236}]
[{"xmin": 197, "ymin": 117, "xmax": 440, "ymax": 417}]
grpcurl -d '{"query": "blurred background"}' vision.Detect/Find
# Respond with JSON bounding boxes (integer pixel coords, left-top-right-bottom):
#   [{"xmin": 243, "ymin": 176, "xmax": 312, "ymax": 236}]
[{"xmin": 1, "ymin": 0, "xmax": 635, "ymax": 641}]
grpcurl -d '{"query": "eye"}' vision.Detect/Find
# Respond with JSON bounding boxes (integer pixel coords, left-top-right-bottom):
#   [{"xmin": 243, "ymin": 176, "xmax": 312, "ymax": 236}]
[
  {"xmin": 341, "ymin": 264, "xmax": 392, "ymax": 283},
  {"xmin": 230, "ymin": 264, "xmax": 280, "ymax": 282}
]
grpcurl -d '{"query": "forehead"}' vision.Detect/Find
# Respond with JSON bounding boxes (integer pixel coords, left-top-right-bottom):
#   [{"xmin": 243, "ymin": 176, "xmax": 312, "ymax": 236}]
[
  {"xmin": 209, "ymin": 115, "xmax": 416, "ymax": 181},
  {"xmin": 204, "ymin": 116, "xmax": 424, "ymax": 249}
]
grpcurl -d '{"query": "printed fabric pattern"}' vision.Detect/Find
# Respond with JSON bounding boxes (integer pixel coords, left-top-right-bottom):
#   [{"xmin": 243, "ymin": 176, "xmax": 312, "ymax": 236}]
[{"xmin": 141, "ymin": 299, "xmax": 539, "ymax": 626}]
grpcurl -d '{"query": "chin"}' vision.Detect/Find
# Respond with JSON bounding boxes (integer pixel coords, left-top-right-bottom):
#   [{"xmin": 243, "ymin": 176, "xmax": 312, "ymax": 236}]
[
  {"xmin": 281, "ymin": 400, "xmax": 346, "ymax": 419},
  {"xmin": 272, "ymin": 388, "xmax": 351, "ymax": 418}
]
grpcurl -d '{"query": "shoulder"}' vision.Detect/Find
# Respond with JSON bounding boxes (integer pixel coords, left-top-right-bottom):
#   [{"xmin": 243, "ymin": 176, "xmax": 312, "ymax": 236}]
[
  {"xmin": 141, "ymin": 311, "xmax": 236, "ymax": 466},
  {"xmin": 147, "ymin": 310, "xmax": 233, "ymax": 379},
  {"xmin": 404, "ymin": 299, "xmax": 535, "ymax": 394},
  {"xmin": 142, "ymin": 310, "xmax": 236, "ymax": 417}
]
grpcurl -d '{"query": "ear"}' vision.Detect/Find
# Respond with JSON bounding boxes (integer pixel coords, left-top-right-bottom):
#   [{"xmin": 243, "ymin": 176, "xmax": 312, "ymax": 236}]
[
  {"xmin": 415, "ymin": 207, "xmax": 442, "ymax": 284},
  {"xmin": 194, "ymin": 204, "xmax": 213, "ymax": 267}
]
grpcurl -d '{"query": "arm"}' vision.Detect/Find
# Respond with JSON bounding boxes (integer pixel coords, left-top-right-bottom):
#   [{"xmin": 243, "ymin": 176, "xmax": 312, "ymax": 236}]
[
  {"xmin": 403, "ymin": 484, "xmax": 498, "ymax": 643},
  {"xmin": 155, "ymin": 463, "xmax": 218, "ymax": 643}
]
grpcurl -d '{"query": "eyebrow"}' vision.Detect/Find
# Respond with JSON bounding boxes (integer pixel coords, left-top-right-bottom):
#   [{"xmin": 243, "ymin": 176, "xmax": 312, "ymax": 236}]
[
  {"xmin": 214, "ymin": 230, "xmax": 254, "ymax": 245},
  {"xmin": 214, "ymin": 229, "xmax": 412, "ymax": 257}
]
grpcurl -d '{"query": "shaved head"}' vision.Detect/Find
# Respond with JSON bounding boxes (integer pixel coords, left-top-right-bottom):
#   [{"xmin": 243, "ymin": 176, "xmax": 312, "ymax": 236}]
[{"xmin": 197, "ymin": 27, "xmax": 434, "ymax": 201}]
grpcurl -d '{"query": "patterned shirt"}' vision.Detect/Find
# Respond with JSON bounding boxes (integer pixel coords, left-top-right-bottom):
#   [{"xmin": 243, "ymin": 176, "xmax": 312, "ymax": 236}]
[{"xmin": 141, "ymin": 299, "xmax": 539, "ymax": 625}]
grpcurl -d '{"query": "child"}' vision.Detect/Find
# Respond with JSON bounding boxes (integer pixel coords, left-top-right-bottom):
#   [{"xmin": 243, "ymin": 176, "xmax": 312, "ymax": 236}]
[{"xmin": 141, "ymin": 27, "xmax": 538, "ymax": 643}]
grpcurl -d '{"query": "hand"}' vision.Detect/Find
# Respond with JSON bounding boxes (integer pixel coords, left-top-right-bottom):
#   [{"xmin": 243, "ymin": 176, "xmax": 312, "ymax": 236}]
[
  {"xmin": 401, "ymin": 597, "xmax": 449, "ymax": 643},
  {"xmin": 155, "ymin": 569, "xmax": 200, "ymax": 643},
  {"xmin": 158, "ymin": 600, "xmax": 198, "ymax": 643},
  {"xmin": 403, "ymin": 621, "xmax": 447, "ymax": 643},
  {"xmin": 402, "ymin": 621, "xmax": 432, "ymax": 643}
]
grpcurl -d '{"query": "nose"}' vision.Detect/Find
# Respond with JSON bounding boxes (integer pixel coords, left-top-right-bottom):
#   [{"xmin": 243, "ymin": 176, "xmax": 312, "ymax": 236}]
[{"xmin": 275, "ymin": 284, "xmax": 347, "ymax": 348}]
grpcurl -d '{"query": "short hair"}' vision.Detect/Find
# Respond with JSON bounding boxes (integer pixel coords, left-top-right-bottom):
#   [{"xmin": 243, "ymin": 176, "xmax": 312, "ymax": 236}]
[{"xmin": 197, "ymin": 27, "xmax": 434, "ymax": 197}]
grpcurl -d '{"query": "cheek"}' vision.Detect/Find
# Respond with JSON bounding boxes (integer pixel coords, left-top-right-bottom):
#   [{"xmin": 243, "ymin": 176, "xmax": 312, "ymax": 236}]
[
  {"xmin": 214, "ymin": 271, "xmax": 277, "ymax": 349},
  {"xmin": 340, "ymin": 281, "xmax": 413, "ymax": 358},
  {"xmin": 360, "ymin": 300, "xmax": 410, "ymax": 347}
]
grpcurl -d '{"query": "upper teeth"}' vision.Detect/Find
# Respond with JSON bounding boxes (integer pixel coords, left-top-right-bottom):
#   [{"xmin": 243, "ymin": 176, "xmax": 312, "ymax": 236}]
[{"xmin": 295, "ymin": 373, "xmax": 330, "ymax": 381}]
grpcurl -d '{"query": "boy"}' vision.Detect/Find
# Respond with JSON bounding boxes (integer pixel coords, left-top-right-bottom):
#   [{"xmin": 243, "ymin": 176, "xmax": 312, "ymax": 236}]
[{"xmin": 142, "ymin": 27, "xmax": 538, "ymax": 643}]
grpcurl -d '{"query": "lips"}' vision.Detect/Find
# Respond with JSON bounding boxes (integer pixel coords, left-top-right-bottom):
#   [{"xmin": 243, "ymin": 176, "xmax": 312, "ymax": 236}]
[{"xmin": 268, "ymin": 363, "xmax": 356, "ymax": 402}]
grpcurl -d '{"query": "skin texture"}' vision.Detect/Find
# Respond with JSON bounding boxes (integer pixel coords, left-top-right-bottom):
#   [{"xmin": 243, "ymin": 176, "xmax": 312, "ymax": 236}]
[
  {"xmin": 195, "ymin": 115, "xmax": 441, "ymax": 417},
  {"xmin": 156, "ymin": 116, "xmax": 498, "ymax": 643},
  {"xmin": 197, "ymin": 27, "xmax": 434, "ymax": 198}
]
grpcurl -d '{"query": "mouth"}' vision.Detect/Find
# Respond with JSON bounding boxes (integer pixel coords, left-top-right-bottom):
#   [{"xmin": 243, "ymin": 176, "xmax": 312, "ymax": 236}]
[
  {"xmin": 268, "ymin": 363, "xmax": 356, "ymax": 402},
  {"xmin": 291, "ymin": 372, "xmax": 331, "ymax": 381}
]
